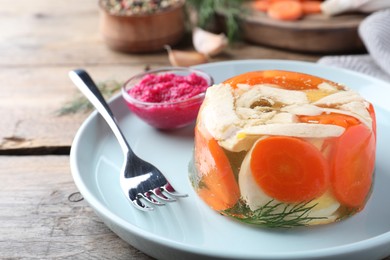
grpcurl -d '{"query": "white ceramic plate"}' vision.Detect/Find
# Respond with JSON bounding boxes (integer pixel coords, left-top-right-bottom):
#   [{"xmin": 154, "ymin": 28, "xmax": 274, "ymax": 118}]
[{"xmin": 70, "ymin": 60, "xmax": 390, "ymax": 260}]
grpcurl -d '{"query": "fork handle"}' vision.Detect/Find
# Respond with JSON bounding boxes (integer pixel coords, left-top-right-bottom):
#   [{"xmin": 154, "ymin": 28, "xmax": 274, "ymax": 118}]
[{"xmin": 69, "ymin": 69, "xmax": 132, "ymax": 155}]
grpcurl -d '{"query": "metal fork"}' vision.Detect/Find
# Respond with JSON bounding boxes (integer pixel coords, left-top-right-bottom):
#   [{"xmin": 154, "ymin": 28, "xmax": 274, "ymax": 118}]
[{"xmin": 69, "ymin": 69, "xmax": 187, "ymax": 211}]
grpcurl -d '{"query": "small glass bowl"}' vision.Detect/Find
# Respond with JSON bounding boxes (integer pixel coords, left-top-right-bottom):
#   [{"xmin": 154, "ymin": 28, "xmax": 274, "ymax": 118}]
[{"xmin": 121, "ymin": 67, "xmax": 214, "ymax": 130}]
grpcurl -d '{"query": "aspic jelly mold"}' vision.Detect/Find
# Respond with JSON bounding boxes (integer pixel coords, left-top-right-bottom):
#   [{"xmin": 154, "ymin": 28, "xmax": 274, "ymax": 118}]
[{"xmin": 190, "ymin": 70, "xmax": 376, "ymax": 228}]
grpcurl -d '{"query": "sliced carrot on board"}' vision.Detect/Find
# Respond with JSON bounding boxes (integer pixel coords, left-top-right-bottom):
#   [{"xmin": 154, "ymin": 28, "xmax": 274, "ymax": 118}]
[
  {"xmin": 224, "ymin": 70, "xmax": 338, "ymax": 90},
  {"xmin": 302, "ymin": 1, "xmax": 322, "ymax": 14},
  {"xmin": 299, "ymin": 113, "xmax": 360, "ymax": 128},
  {"xmin": 269, "ymin": 0, "xmax": 300, "ymax": 3},
  {"xmin": 251, "ymin": 0, "xmax": 323, "ymax": 17},
  {"xmin": 267, "ymin": 0, "xmax": 303, "ymax": 21},
  {"xmin": 250, "ymin": 136, "xmax": 329, "ymax": 203},
  {"xmin": 252, "ymin": 0, "xmax": 270, "ymax": 12},
  {"xmin": 330, "ymin": 124, "xmax": 376, "ymax": 209},
  {"xmin": 194, "ymin": 126, "xmax": 240, "ymax": 211}
]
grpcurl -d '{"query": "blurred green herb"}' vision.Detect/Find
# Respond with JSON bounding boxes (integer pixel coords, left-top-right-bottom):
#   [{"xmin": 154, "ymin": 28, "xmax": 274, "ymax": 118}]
[
  {"xmin": 57, "ymin": 80, "xmax": 122, "ymax": 115},
  {"xmin": 186, "ymin": 0, "xmax": 245, "ymax": 42},
  {"xmin": 224, "ymin": 200, "xmax": 327, "ymax": 228}
]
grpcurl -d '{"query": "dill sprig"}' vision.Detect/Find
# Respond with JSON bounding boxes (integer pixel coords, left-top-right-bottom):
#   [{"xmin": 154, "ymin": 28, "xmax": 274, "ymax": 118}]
[
  {"xmin": 224, "ymin": 200, "xmax": 328, "ymax": 228},
  {"xmin": 57, "ymin": 80, "xmax": 122, "ymax": 115},
  {"xmin": 186, "ymin": 0, "xmax": 245, "ymax": 42}
]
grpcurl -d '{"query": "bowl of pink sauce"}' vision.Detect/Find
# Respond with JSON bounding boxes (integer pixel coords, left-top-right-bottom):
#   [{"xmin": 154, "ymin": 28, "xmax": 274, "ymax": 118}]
[{"xmin": 122, "ymin": 67, "xmax": 213, "ymax": 129}]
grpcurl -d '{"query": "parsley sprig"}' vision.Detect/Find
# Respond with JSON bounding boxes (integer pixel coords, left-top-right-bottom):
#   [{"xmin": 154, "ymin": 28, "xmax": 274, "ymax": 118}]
[{"xmin": 186, "ymin": 0, "xmax": 245, "ymax": 42}]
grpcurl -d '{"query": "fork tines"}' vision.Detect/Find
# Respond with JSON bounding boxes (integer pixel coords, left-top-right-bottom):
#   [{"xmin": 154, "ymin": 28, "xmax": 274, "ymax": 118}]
[{"xmin": 132, "ymin": 183, "xmax": 187, "ymax": 211}]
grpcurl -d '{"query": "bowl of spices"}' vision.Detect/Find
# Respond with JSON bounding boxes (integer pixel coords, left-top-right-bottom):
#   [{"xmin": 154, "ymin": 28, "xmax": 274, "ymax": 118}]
[
  {"xmin": 122, "ymin": 67, "xmax": 213, "ymax": 129},
  {"xmin": 99, "ymin": 0, "xmax": 185, "ymax": 53}
]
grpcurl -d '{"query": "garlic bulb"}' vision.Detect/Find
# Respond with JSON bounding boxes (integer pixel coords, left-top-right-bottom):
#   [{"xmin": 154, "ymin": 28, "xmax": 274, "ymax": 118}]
[
  {"xmin": 165, "ymin": 45, "xmax": 208, "ymax": 67},
  {"xmin": 192, "ymin": 27, "xmax": 228, "ymax": 56},
  {"xmin": 321, "ymin": 0, "xmax": 390, "ymax": 16}
]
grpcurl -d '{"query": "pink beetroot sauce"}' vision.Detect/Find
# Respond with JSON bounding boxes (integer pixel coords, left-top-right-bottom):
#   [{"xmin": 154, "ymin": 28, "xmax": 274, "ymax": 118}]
[
  {"xmin": 124, "ymin": 72, "xmax": 210, "ymax": 129},
  {"xmin": 128, "ymin": 73, "xmax": 208, "ymax": 103}
]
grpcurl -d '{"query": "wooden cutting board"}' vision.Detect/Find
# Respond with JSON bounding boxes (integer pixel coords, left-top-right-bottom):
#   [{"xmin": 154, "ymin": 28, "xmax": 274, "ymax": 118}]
[{"xmin": 233, "ymin": 8, "xmax": 367, "ymax": 54}]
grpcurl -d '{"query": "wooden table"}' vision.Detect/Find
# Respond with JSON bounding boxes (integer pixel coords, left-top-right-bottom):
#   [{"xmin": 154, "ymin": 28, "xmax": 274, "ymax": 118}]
[{"xmin": 0, "ymin": 0, "xmax": 387, "ymax": 259}]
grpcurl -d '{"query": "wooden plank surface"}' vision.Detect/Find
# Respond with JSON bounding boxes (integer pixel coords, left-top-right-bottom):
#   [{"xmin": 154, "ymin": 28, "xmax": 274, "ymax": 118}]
[
  {"xmin": 0, "ymin": 155, "xmax": 153, "ymax": 259},
  {"xmin": 0, "ymin": 0, "xmax": 321, "ymax": 153}
]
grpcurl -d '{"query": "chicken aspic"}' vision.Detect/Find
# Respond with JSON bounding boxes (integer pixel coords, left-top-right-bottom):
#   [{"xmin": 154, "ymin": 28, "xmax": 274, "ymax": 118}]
[{"xmin": 190, "ymin": 70, "xmax": 376, "ymax": 228}]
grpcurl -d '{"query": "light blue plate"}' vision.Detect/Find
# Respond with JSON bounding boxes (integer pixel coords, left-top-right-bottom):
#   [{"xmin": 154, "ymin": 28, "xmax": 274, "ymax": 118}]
[{"xmin": 70, "ymin": 60, "xmax": 390, "ymax": 260}]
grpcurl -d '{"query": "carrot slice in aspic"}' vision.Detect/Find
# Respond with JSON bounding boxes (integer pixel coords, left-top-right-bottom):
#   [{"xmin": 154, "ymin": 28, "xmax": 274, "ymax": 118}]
[
  {"xmin": 299, "ymin": 108, "xmax": 376, "ymax": 209},
  {"xmin": 299, "ymin": 113, "xmax": 360, "ymax": 128},
  {"xmin": 368, "ymin": 102, "xmax": 377, "ymax": 137},
  {"xmin": 224, "ymin": 70, "xmax": 339, "ymax": 90},
  {"xmin": 194, "ymin": 126, "xmax": 240, "ymax": 211},
  {"xmin": 250, "ymin": 136, "xmax": 329, "ymax": 203},
  {"xmin": 330, "ymin": 124, "xmax": 376, "ymax": 209}
]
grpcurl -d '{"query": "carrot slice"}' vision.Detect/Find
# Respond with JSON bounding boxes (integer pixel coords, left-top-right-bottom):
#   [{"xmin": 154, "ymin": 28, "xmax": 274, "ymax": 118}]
[
  {"xmin": 194, "ymin": 126, "xmax": 240, "ymax": 211},
  {"xmin": 224, "ymin": 70, "xmax": 338, "ymax": 90},
  {"xmin": 197, "ymin": 188, "xmax": 228, "ymax": 211},
  {"xmin": 302, "ymin": 1, "xmax": 322, "ymax": 14},
  {"xmin": 368, "ymin": 102, "xmax": 377, "ymax": 137},
  {"xmin": 252, "ymin": 0, "xmax": 270, "ymax": 12},
  {"xmin": 299, "ymin": 113, "xmax": 360, "ymax": 128},
  {"xmin": 267, "ymin": 0, "xmax": 303, "ymax": 21},
  {"xmin": 250, "ymin": 136, "xmax": 329, "ymax": 203},
  {"xmin": 331, "ymin": 124, "xmax": 376, "ymax": 209}
]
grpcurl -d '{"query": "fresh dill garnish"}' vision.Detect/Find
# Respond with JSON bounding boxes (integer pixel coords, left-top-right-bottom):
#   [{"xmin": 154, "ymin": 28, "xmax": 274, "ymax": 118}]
[
  {"xmin": 186, "ymin": 0, "xmax": 245, "ymax": 42},
  {"xmin": 57, "ymin": 80, "xmax": 122, "ymax": 115},
  {"xmin": 224, "ymin": 200, "xmax": 328, "ymax": 228}
]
